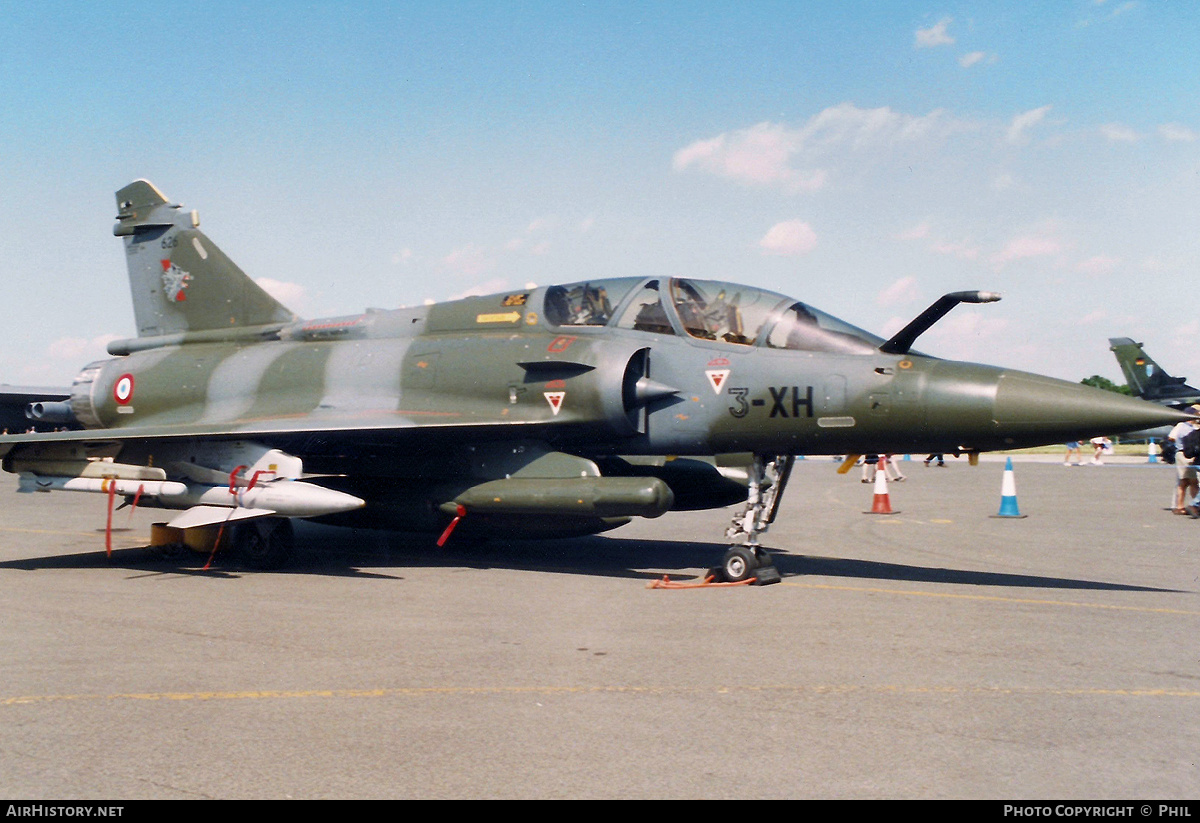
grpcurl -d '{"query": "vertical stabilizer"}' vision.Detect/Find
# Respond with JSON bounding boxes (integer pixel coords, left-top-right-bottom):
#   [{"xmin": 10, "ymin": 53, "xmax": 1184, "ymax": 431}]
[
  {"xmin": 114, "ymin": 180, "xmax": 297, "ymax": 337},
  {"xmin": 1108, "ymin": 337, "xmax": 1200, "ymax": 404}
]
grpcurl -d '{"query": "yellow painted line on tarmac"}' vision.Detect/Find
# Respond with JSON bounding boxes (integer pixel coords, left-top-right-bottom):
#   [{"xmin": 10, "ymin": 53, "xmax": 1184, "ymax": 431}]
[
  {"xmin": 860, "ymin": 517, "xmax": 958, "ymax": 525},
  {"xmin": 781, "ymin": 581, "xmax": 1200, "ymax": 616},
  {"xmin": 0, "ymin": 526, "xmax": 99, "ymax": 538},
  {"xmin": 4, "ymin": 682, "xmax": 1200, "ymax": 707}
]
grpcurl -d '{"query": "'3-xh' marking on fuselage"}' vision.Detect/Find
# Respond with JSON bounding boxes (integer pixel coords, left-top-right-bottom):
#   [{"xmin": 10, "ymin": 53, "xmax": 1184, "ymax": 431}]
[{"xmin": 727, "ymin": 386, "xmax": 814, "ymax": 419}]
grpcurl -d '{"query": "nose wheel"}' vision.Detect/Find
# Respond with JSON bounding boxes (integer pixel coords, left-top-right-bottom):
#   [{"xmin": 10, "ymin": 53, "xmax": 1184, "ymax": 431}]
[{"xmin": 715, "ymin": 545, "xmax": 780, "ymax": 585}]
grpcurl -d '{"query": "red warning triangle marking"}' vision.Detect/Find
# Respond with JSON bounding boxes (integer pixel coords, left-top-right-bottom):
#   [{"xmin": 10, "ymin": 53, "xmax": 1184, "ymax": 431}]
[
  {"xmin": 705, "ymin": 369, "xmax": 730, "ymax": 395},
  {"xmin": 544, "ymin": 391, "xmax": 565, "ymax": 415}
]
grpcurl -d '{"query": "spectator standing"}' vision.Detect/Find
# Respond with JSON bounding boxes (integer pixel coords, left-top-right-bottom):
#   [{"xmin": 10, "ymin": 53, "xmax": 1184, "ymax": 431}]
[
  {"xmin": 1167, "ymin": 408, "xmax": 1200, "ymax": 514},
  {"xmin": 1063, "ymin": 442, "xmax": 1082, "ymax": 466}
]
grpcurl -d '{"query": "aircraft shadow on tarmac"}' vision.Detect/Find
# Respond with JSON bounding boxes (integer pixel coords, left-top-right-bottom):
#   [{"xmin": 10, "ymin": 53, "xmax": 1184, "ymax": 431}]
[{"xmin": 0, "ymin": 524, "xmax": 1182, "ymax": 593}]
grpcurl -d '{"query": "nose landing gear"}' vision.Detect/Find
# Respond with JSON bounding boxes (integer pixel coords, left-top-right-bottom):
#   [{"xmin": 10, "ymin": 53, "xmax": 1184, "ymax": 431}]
[{"xmin": 716, "ymin": 454, "xmax": 792, "ymax": 584}]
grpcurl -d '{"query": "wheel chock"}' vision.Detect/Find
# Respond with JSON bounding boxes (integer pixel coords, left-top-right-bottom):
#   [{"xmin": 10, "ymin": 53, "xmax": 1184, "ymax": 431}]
[
  {"xmin": 646, "ymin": 566, "xmax": 781, "ymax": 588},
  {"xmin": 751, "ymin": 565, "xmax": 781, "ymax": 585}
]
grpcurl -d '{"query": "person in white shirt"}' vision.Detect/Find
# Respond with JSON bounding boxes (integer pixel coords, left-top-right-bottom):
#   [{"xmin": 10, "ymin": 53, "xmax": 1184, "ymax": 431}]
[{"xmin": 1167, "ymin": 407, "xmax": 1200, "ymax": 514}]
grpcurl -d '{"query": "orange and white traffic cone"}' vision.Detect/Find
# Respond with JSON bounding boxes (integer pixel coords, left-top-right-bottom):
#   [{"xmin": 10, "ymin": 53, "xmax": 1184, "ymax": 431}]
[{"xmin": 865, "ymin": 459, "xmax": 899, "ymax": 515}]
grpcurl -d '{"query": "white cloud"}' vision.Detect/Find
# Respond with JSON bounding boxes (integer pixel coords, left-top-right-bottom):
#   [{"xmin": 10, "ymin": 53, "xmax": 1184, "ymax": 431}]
[
  {"xmin": 256, "ymin": 277, "xmax": 308, "ymax": 309},
  {"xmin": 673, "ymin": 103, "xmax": 964, "ymax": 192},
  {"xmin": 959, "ymin": 52, "xmax": 998, "ymax": 69},
  {"xmin": 47, "ymin": 338, "xmax": 79, "ymax": 361},
  {"xmin": 896, "ymin": 221, "xmax": 979, "ymax": 260},
  {"xmin": 1159, "ymin": 123, "xmax": 1198, "ymax": 142},
  {"xmin": 1006, "ymin": 105, "xmax": 1052, "ymax": 145},
  {"xmin": 672, "ymin": 133, "xmax": 724, "ymax": 170},
  {"xmin": 877, "ymin": 276, "xmax": 918, "ymax": 306},
  {"xmin": 915, "ymin": 18, "xmax": 955, "ymax": 48},
  {"xmin": 1100, "ymin": 123, "xmax": 1140, "ymax": 142},
  {"xmin": 448, "ymin": 277, "xmax": 512, "ymax": 300},
  {"xmin": 507, "ymin": 216, "xmax": 556, "ymax": 251},
  {"xmin": 930, "ymin": 239, "xmax": 980, "ymax": 260},
  {"xmin": 880, "ymin": 316, "xmax": 909, "ymax": 338},
  {"xmin": 672, "ymin": 122, "xmax": 827, "ymax": 192},
  {"xmin": 805, "ymin": 102, "xmax": 955, "ymax": 148},
  {"xmin": 1076, "ymin": 0, "xmax": 1139, "ymax": 27},
  {"xmin": 759, "ymin": 220, "xmax": 818, "ymax": 256},
  {"xmin": 923, "ymin": 310, "xmax": 1010, "ymax": 362},
  {"xmin": 32, "ymin": 334, "xmax": 123, "ymax": 383},
  {"xmin": 896, "ymin": 221, "xmax": 931, "ymax": 240},
  {"xmin": 1106, "ymin": 1, "xmax": 1138, "ymax": 19},
  {"xmin": 990, "ymin": 228, "xmax": 1065, "ymax": 269},
  {"xmin": 47, "ymin": 336, "xmax": 101, "ymax": 361},
  {"xmin": 523, "ymin": 217, "xmax": 563, "ymax": 239},
  {"xmin": 440, "ymin": 243, "xmax": 493, "ymax": 277}
]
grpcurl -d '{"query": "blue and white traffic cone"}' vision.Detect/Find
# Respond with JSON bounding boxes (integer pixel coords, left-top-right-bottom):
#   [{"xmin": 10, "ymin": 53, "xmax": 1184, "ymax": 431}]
[{"xmin": 992, "ymin": 457, "xmax": 1027, "ymax": 518}]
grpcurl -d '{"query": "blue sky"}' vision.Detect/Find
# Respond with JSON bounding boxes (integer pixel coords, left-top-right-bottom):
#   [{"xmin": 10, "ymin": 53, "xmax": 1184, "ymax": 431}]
[{"xmin": 1, "ymin": 1, "xmax": 1197, "ymax": 387}]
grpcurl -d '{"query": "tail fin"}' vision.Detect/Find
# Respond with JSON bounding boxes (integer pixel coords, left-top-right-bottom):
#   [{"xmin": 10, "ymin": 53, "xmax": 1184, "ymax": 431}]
[
  {"xmin": 1109, "ymin": 337, "xmax": 1199, "ymax": 402},
  {"xmin": 113, "ymin": 180, "xmax": 297, "ymax": 338}
]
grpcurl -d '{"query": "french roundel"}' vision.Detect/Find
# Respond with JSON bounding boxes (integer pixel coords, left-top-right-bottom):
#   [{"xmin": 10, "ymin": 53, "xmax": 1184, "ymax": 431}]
[{"xmin": 113, "ymin": 374, "xmax": 135, "ymax": 405}]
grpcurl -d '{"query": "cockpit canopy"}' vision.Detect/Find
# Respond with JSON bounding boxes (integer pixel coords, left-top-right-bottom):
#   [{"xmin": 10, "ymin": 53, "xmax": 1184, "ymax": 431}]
[{"xmin": 543, "ymin": 277, "xmax": 884, "ymax": 355}]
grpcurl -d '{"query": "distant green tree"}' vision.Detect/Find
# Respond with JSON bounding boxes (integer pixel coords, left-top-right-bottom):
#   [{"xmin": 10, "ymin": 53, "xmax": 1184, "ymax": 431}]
[{"xmin": 1080, "ymin": 375, "xmax": 1133, "ymax": 395}]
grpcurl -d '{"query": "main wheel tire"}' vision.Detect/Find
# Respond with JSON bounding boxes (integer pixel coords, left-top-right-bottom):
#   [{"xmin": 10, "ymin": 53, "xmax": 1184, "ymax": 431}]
[
  {"xmin": 753, "ymin": 546, "xmax": 774, "ymax": 567},
  {"xmin": 150, "ymin": 542, "xmax": 187, "ymax": 561},
  {"xmin": 232, "ymin": 518, "xmax": 294, "ymax": 570},
  {"xmin": 721, "ymin": 546, "xmax": 759, "ymax": 583}
]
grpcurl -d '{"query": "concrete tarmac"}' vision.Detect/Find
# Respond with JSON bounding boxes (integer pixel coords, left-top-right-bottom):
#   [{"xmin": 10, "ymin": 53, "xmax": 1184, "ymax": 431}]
[{"xmin": 0, "ymin": 456, "xmax": 1197, "ymax": 799}]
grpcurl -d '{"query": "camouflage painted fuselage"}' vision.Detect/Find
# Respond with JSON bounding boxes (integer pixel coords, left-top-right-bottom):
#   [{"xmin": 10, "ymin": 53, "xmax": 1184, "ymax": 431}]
[{"xmin": 66, "ymin": 287, "xmax": 1180, "ymax": 461}]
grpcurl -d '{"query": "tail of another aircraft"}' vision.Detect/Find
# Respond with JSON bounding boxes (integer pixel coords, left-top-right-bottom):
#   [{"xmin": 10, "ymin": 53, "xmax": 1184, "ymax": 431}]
[
  {"xmin": 113, "ymin": 180, "xmax": 297, "ymax": 338},
  {"xmin": 1108, "ymin": 337, "xmax": 1200, "ymax": 404}
]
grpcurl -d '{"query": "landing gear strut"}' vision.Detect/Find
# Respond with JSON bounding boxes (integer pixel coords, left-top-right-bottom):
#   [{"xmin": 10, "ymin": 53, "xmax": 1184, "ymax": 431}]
[{"xmin": 718, "ymin": 454, "xmax": 792, "ymax": 584}]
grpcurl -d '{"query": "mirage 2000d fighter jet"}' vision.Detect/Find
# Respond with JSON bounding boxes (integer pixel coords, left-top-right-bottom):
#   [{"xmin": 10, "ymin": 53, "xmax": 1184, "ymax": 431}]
[{"xmin": 0, "ymin": 181, "xmax": 1188, "ymax": 582}]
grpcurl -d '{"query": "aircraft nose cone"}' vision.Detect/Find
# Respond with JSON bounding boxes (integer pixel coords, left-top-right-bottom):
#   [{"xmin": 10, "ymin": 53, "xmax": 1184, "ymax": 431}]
[{"xmin": 993, "ymin": 371, "xmax": 1192, "ymax": 442}]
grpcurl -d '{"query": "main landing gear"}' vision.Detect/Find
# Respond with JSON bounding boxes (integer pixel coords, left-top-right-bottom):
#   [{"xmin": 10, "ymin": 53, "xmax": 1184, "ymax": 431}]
[
  {"xmin": 148, "ymin": 516, "xmax": 296, "ymax": 570},
  {"xmin": 716, "ymin": 454, "xmax": 792, "ymax": 585},
  {"xmin": 229, "ymin": 517, "xmax": 295, "ymax": 569}
]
